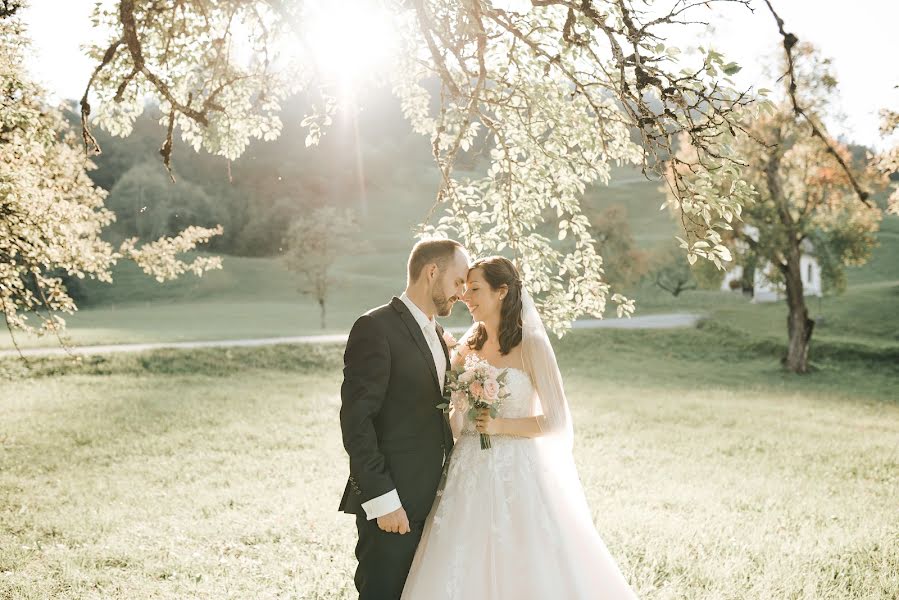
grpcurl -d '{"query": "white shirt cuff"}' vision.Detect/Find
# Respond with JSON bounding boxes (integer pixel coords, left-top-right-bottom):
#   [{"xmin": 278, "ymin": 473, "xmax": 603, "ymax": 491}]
[{"xmin": 361, "ymin": 489, "xmax": 402, "ymax": 520}]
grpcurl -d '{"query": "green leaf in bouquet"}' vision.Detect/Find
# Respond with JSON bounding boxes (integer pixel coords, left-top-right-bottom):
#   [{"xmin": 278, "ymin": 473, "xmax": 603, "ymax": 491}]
[
  {"xmin": 436, "ymin": 403, "xmax": 449, "ymax": 413},
  {"xmin": 496, "ymin": 370, "xmax": 508, "ymax": 384},
  {"xmin": 489, "ymin": 407, "xmax": 498, "ymax": 418}
]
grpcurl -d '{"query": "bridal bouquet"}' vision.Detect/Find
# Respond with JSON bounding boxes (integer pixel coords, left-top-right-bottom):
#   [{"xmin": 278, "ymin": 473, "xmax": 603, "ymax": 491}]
[{"xmin": 438, "ymin": 354, "xmax": 510, "ymax": 450}]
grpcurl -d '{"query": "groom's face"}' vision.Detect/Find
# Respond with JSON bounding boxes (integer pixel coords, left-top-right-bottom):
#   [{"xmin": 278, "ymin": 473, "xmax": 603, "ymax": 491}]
[{"xmin": 431, "ymin": 249, "xmax": 470, "ymax": 318}]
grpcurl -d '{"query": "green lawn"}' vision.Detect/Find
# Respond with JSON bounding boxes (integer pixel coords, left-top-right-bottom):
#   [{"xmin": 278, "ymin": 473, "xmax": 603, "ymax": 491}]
[{"xmin": 1, "ymin": 330, "xmax": 896, "ymax": 599}]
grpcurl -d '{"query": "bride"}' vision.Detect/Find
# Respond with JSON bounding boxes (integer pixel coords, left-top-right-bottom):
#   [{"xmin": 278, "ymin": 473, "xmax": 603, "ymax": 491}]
[{"xmin": 401, "ymin": 256, "xmax": 638, "ymax": 599}]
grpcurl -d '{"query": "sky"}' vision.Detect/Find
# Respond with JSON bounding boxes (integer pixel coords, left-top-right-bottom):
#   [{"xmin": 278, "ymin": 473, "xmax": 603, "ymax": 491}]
[{"xmin": 21, "ymin": 0, "xmax": 899, "ymax": 149}]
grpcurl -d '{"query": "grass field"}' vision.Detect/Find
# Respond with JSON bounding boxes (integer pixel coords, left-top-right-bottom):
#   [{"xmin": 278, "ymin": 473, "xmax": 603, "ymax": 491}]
[
  {"xmin": 2, "ymin": 207, "xmax": 896, "ymax": 598},
  {"xmin": 1, "ymin": 328, "xmax": 896, "ymax": 599},
  {"xmin": 2, "ymin": 166, "xmax": 896, "ymax": 597}
]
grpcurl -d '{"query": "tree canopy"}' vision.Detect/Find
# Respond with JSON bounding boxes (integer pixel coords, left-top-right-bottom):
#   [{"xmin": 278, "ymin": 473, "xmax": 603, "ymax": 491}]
[
  {"xmin": 4, "ymin": 0, "xmax": 889, "ymax": 339},
  {"xmin": 0, "ymin": 9, "xmax": 221, "ymax": 344},
  {"xmin": 80, "ymin": 0, "xmax": 770, "ymax": 334},
  {"xmin": 667, "ymin": 44, "xmax": 884, "ymax": 372}
]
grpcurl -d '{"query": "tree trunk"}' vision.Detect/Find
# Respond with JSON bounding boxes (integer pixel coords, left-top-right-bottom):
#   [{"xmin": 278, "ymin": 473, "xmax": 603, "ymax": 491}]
[
  {"xmin": 319, "ymin": 297, "xmax": 326, "ymax": 329},
  {"xmin": 782, "ymin": 242, "xmax": 814, "ymax": 373}
]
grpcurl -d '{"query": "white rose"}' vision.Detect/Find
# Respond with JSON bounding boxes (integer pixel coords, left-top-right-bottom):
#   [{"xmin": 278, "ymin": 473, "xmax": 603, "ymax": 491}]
[{"xmin": 483, "ymin": 378, "xmax": 500, "ymax": 401}]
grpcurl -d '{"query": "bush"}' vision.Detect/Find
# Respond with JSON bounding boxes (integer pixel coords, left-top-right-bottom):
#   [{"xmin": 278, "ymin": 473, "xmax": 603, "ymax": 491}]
[
  {"xmin": 235, "ymin": 198, "xmax": 309, "ymax": 256},
  {"xmin": 105, "ymin": 162, "xmax": 231, "ymax": 245}
]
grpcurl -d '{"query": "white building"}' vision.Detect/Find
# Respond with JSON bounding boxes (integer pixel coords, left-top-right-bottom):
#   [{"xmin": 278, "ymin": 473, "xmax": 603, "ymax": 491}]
[{"xmin": 719, "ymin": 226, "xmax": 823, "ymax": 303}]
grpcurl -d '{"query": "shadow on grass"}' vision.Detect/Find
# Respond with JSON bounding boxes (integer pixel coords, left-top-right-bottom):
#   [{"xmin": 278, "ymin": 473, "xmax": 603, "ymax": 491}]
[
  {"xmin": 2, "ymin": 325, "xmax": 895, "ymax": 402},
  {"xmin": 0, "ymin": 343, "xmax": 344, "ymax": 380}
]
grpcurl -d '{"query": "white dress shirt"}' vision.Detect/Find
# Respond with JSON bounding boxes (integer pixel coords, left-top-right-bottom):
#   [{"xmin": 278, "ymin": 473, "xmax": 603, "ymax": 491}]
[
  {"xmin": 360, "ymin": 293, "xmax": 447, "ymax": 520},
  {"xmin": 400, "ymin": 292, "xmax": 446, "ymax": 390}
]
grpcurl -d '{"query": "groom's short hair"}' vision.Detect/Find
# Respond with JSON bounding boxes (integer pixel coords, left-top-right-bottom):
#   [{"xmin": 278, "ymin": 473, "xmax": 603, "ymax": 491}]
[{"xmin": 408, "ymin": 239, "xmax": 464, "ymax": 283}]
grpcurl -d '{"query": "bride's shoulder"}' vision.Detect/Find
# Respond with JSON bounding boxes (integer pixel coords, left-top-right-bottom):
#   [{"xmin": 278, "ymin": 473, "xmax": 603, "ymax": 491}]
[{"xmin": 505, "ymin": 345, "xmax": 527, "ymax": 372}]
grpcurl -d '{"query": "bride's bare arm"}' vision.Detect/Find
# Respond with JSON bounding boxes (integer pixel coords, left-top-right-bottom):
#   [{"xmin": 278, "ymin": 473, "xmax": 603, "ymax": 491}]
[
  {"xmin": 449, "ymin": 406, "xmax": 465, "ymax": 440},
  {"xmin": 475, "ymin": 410, "xmax": 546, "ymax": 438}
]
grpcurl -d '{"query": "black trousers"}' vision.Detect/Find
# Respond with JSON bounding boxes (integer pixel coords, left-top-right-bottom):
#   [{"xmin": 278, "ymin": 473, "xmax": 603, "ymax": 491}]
[{"xmin": 354, "ymin": 512, "xmax": 425, "ymax": 600}]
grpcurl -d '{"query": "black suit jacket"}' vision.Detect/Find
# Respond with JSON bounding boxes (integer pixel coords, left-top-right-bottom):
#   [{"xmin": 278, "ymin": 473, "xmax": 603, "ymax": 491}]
[{"xmin": 338, "ymin": 297, "xmax": 454, "ymax": 523}]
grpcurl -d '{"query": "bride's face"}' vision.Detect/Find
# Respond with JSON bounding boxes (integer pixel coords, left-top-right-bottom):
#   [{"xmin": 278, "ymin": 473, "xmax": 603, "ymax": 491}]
[{"xmin": 463, "ymin": 268, "xmax": 506, "ymax": 323}]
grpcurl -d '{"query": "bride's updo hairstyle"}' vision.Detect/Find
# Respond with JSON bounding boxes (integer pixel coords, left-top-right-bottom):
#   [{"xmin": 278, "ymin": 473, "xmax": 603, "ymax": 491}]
[{"xmin": 467, "ymin": 256, "xmax": 523, "ymax": 356}]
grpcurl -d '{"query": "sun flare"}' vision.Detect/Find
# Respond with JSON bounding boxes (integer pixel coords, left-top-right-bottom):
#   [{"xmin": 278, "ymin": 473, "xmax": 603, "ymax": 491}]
[{"xmin": 302, "ymin": 0, "xmax": 398, "ymax": 95}]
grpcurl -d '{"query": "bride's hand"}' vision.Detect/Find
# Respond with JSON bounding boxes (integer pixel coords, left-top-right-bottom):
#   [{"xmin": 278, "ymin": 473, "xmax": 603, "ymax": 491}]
[{"xmin": 475, "ymin": 408, "xmax": 503, "ymax": 435}]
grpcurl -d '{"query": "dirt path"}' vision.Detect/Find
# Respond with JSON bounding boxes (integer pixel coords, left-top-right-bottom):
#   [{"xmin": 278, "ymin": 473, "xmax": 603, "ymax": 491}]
[{"xmin": 0, "ymin": 313, "xmax": 703, "ymax": 358}]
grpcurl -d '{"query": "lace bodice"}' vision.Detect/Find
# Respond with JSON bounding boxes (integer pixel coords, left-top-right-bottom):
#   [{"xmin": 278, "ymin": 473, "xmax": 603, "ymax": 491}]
[{"xmin": 459, "ymin": 366, "xmax": 536, "ymax": 435}]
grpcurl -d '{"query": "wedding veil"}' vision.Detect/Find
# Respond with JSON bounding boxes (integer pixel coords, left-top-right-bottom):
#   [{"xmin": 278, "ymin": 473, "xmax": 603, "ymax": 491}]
[{"xmin": 520, "ymin": 290, "xmax": 574, "ymax": 454}]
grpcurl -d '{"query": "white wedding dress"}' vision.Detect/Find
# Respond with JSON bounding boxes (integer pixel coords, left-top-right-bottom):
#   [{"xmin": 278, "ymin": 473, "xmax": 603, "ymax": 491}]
[{"xmin": 401, "ymin": 359, "xmax": 638, "ymax": 599}]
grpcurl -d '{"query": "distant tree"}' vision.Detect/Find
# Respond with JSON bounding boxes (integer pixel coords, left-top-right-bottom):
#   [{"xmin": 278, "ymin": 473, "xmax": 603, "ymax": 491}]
[
  {"xmin": 645, "ymin": 241, "xmax": 722, "ymax": 298},
  {"xmin": 590, "ymin": 205, "xmax": 648, "ymax": 289},
  {"xmin": 647, "ymin": 247, "xmax": 696, "ymax": 298},
  {"xmin": 106, "ymin": 162, "xmax": 230, "ymax": 245},
  {"xmin": 81, "ymin": 97, "xmax": 401, "ymax": 258},
  {"xmin": 236, "ymin": 198, "xmax": 309, "ymax": 257},
  {"xmin": 668, "ymin": 45, "xmax": 884, "ymax": 373},
  {"xmin": 283, "ymin": 207, "xmax": 363, "ymax": 329},
  {"xmin": 0, "ymin": 12, "xmax": 221, "ymax": 347}
]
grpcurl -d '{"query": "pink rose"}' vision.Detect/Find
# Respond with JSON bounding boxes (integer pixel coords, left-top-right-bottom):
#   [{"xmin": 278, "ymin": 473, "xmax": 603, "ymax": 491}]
[
  {"xmin": 459, "ymin": 370, "xmax": 476, "ymax": 384},
  {"xmin": 483, "ymin": 378, "xmax": 500, "ymax": 401},
  {"xmin": 469, "ymin": 381, "xmax": 484, "ymax": 399}
]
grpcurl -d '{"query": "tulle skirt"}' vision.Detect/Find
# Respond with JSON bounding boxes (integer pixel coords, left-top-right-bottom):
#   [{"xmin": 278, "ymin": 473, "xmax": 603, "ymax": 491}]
[{"xmin": 401, "ymin": 432, "xmax": 638, "ymax": 599}]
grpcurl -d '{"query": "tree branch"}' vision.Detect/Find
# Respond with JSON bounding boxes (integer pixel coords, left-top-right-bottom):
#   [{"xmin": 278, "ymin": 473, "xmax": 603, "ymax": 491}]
[
  {"xmin": 762, "ymin": 0, "xmax": 871, "ymax": 207},
  {"xmin": 119, "ymin": 0, "xmax": 208, "ymax": 126},
  {"xmin": 80, "ymin": 38, "xmax": 123, "ymax": 155},
  {"xmin": 0, "ymin": 0, "xmax": 22, "ymax": 19}
]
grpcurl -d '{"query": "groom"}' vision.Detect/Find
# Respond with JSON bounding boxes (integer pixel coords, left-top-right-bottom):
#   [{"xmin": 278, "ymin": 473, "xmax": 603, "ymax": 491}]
[{"xmin": 339, "ymin": 238, "xmax": 470, "ymax": 599}]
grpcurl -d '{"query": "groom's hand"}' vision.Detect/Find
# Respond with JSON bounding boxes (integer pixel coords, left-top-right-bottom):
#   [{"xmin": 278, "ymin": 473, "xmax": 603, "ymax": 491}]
[{"xmin": 377, "ymin": 506, "xmax": 411, "ymax": 535}]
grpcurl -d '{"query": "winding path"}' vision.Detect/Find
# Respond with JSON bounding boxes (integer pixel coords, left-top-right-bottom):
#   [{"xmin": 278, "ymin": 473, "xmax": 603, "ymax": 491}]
[{"xmin": 0, "ymin": 313, "xmax": 702, "ymax": 358}]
